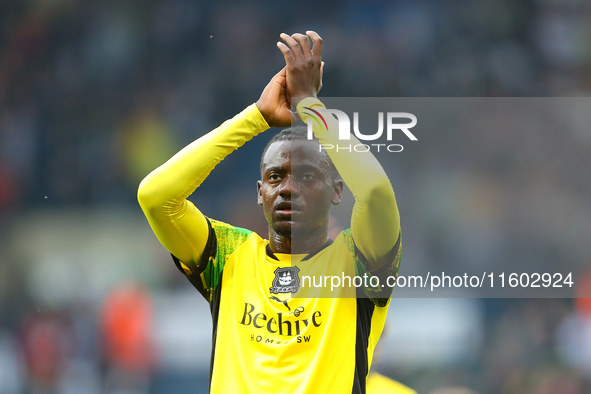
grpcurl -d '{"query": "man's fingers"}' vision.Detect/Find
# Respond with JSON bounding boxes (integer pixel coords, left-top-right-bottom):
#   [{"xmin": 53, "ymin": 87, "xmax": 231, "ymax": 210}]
[
  {"xmin": 306, "ymin": 30, "xmax": 323, "ymax": 62},
  {"xmin": 292, "ymin": 33, "xmax": 311, "ymax": 59},
  {"xmin": 280, "ymin": 33, "xmax": 304, "ymax": 60},
  {"xmin": 277, "ymin": 41, "xmax": 295, "ymax": 64}
]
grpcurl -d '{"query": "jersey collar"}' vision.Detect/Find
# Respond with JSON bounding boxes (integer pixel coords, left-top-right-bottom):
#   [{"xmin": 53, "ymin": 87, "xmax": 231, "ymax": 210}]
[{"xmin": 266, "ymin": 238, "xmax": 334, "ymax": 262}]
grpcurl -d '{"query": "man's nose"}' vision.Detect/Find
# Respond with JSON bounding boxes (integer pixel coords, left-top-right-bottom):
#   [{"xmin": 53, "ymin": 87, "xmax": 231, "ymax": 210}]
[{"xmin": 279, "ymin": 175, "xmax": 300, "ymax": 197}]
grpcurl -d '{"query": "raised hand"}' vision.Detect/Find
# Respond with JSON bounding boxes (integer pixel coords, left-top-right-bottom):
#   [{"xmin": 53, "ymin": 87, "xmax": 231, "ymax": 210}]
[
  {"xmin": 255, "ymin": 31, "xmax": 324, "ymax": 127},
  {"xmin": 277, "ymin": 31, "xmax": 324, "ymax": 107},
  {"xmin": 256, "ymin": 67, "xmax": 293, "ymax": 127}
]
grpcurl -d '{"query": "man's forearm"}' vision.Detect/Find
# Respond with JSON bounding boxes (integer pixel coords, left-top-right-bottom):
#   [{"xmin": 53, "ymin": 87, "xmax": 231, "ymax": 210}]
[
  {"xmin": 137, "ymin": 104, "xmax": 269, "ymax": 268},
  {"xmin": 296, "ymin": 97, "xmax": 400, "ymax": 269}
]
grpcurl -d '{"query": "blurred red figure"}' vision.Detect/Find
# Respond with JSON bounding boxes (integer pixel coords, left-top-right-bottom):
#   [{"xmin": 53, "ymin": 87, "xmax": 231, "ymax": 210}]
[
  {"xmin": 101, "ymin": 283, "xmax": 154, "ymax": 394},
  {"xmin": 575, "ymin": 268, "xmax": 591, "ymax": 317},
  {"xmin": 21, "ymin": 313, "xmax": 71, "ymax": 393}
]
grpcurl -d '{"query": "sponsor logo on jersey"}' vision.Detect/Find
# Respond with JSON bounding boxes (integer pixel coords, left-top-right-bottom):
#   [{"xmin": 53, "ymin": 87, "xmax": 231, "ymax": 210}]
[
  {"xmin": 270, "ymin": 266, "xmax": 300, "ymax": 294},
  {"xmin": 240, "ymin": 302, "xmax": 322, "ymax": 338}
]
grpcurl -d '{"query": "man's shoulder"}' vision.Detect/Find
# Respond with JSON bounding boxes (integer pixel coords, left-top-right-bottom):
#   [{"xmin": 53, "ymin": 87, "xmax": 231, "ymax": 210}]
[
  {"xmin": 334, "ymin": 228, "xmax": 353, "ymax": 249},
  {"xmin": 209, "ymin": 218, "xmax": 256, "ymax": 237},
  {"xmin": 208, "ymin": 218, "xmax": 266, "ymax": 251}
]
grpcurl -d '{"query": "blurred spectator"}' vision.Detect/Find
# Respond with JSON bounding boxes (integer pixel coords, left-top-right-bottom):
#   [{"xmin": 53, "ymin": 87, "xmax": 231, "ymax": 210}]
[
  {"xmin": 21, "ymin": 312, "xmax": 72, "ymax": 394},
  {"xmin": 119, "ymin": 100, "xmax": 177, "ymax": 189},
  {"xmin": 0, "ymin": 326, "xmax": 25, "ymax": 394},
  {"xmin": 59, "ymin": 302, "xmax": 102, "ymax": 394},
  {"xmin": 101, "ymin": 283, "xmax": 154, "ymax": 394},
  {"xmin": 557, "ymin": 269, "xmax": 591, "ymax": 378}
]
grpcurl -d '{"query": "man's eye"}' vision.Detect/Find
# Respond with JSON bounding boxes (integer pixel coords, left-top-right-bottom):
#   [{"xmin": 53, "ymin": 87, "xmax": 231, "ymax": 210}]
[
  {"xmin": 269, "ymin": 174, "xmax": 281, "ymax": 181},
  {"xmin": 302, "ymin": 173, "xmax": 315, "ymax": 180}
]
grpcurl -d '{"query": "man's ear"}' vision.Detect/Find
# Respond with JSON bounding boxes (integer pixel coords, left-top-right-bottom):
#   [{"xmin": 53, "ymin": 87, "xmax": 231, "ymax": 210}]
[
  {"xmin": 331, "ymin": 179, "xmax": 344, "ymax": 205},
  {"xmin": 257, "ymin": 180, "xmax": 263, "ymax": 206}
]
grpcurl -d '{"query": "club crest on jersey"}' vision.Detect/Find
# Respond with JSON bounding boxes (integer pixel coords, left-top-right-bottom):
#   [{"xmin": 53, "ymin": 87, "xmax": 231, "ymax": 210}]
[{"xmin": 270, "ymin": 267, "xmax": 300, "ymax": 294}]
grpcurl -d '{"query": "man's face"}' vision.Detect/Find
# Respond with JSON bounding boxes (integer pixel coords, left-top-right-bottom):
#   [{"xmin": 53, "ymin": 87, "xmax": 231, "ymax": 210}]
[{"xmin": 258, "ymin": 140, "xmax": 343, "ymax": 239}]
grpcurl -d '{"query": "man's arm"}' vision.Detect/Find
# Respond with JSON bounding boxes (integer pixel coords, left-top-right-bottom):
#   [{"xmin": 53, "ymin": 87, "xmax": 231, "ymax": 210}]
[
  {"xmin": 137, "ymin": 105, "xmax": 269, "ymax": 272},
  {"xmin": 279, "ymin": 31, "xmax": 400, "ymax": 270},
  {"xmin": 297, "ymin": 97, "xmax": 400, "ymax": 270},
  {"xmin": 138, "ymin": 68, "xmax": 294, "ymax": 272}
]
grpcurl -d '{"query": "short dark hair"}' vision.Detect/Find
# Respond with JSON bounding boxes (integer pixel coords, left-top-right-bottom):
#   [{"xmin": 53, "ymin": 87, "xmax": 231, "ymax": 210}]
[{"xmin": 260, "ymin": 125, "xmax": 340, "ymax": 181}]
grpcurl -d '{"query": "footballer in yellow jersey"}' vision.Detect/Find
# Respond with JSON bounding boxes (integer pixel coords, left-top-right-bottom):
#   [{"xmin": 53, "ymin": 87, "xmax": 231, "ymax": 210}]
[{"xmin": 138, "ymin": 31, "xmax": 401, "ymax": 393}]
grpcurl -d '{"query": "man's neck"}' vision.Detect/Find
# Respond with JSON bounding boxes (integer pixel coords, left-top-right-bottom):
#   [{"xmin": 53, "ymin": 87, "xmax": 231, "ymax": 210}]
[{"xmin": 269, "ymin": 228, "xmax": 329, "ymax": 255}]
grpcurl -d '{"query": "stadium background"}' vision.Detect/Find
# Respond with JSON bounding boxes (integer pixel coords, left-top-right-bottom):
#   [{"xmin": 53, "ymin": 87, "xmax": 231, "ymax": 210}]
[{"xmin": 1, "ymin": 0, "xmax": 591, "ymax": 393}]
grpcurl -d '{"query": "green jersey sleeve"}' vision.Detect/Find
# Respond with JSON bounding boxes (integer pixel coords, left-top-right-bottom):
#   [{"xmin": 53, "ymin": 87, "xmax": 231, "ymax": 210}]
[{"xmin": 342, "ymin": 228, "xmax": 402, "ymax": 307}]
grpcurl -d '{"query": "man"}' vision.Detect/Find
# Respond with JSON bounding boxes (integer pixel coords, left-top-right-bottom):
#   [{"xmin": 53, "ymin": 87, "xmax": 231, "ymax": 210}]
[{"xmin": 138, "ymin": 31, "xmax": 401, "ymax": 394}]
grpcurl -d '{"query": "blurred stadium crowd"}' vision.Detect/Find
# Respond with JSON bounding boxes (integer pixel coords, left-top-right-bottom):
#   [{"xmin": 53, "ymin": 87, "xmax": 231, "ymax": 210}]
[{"xmin": 1, "ymin": 0, "xmax": 591, "ymax": 393}]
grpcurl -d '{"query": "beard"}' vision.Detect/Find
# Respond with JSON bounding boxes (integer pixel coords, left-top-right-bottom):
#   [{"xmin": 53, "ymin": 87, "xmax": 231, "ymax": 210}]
[{"xmin": 272, "ymin": 221, "xmax": 292, "ymax": 238}]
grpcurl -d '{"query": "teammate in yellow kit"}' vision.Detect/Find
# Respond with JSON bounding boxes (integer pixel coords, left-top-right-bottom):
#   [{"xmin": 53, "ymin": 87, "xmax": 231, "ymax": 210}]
[
  {"xmin": 138, "ymin": 31, "xmax": 401, "ymax": 394},
  {"xmin": 367, "ymin": 371, "xmax": 417, "ymax": 394}
]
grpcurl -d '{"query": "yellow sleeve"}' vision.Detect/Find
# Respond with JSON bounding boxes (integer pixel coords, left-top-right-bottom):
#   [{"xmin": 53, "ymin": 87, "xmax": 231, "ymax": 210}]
[
  {"xmin": 137, "ymin": 104, "xmax": 270, "ymax": 272},
  {"xmin": 296, "ymin": 97, "xmax": 400, "ymax": 270},
  {"xmin": 366, "ymin": 372, "xmax": 418, "ymax": 394}
]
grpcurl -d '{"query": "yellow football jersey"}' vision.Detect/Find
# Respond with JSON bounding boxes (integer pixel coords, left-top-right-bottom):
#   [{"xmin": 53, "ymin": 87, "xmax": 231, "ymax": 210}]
[{"xmin": 172, "ymin": 218, "xmax": 401, "ymax": 394}]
